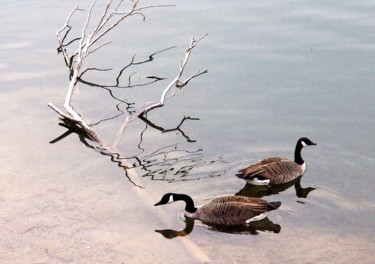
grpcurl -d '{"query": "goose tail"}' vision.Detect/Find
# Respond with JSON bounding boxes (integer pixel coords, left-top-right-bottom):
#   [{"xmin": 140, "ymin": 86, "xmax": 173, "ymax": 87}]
[
  {"xmin": 268, "ymin": 201, "xmax": 281, "ymax": 210},
  {"xmin": 235, "ymin": 170, "xmax": 245, "ymax": 179}
]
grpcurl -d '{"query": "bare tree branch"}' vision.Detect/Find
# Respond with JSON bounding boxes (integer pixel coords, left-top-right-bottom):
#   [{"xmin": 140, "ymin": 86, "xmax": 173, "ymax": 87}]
[
  {"xmin": 86, "ymin": 41, "xmax": 112, "ymax": 56},
  {"xmin": 56, "ymin": 6, "xmax": 83, "ymax": 68},
  {"xmin": 49, "ymin": 0, "xmax": 207, "ymax": 148},
  {"xmin": 138, "ymin": 33, "xmax": 208, "ymax": 116},
  {"xmin": 49, "ymin": 0, "xmax": 149, "ymax": 145},
  {"xmin": 48, "ymin": 102, "xmax": 73, "ymax": 120}
]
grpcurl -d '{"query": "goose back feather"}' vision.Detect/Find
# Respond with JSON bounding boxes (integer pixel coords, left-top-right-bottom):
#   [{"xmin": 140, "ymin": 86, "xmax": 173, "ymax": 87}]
[{"xmin": 191, "ymin": 196, "xmax": 280, "ymax": 225}]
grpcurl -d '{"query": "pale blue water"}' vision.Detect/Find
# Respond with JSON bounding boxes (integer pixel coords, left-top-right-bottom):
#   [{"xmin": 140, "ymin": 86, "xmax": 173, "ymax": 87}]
[{"xmin": 0, "ymin": 0, "xmax": 374, "ymax": 263}]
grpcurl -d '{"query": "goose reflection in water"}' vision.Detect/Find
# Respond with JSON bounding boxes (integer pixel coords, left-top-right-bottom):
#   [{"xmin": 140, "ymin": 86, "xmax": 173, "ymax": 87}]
[
  {"xmin": 155, "ymin": 217, "xmax": 281, "ymax": 239},
  {"xmin": 155, "ymin": 218, "xmax": 195, "ymax": 239},
  {"xmin": 236, "ymin": 177, "xmax": 316, "ymax": 199}
]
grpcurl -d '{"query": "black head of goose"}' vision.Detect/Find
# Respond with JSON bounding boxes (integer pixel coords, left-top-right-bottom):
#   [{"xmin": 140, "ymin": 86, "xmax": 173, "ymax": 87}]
[
  {"xmin": 236, "ymin": 137, "xmax": 317, "ymax": 186},
  {"xmin": 154, "ymin": 193, "xmax": 281, "ymax": 226}
]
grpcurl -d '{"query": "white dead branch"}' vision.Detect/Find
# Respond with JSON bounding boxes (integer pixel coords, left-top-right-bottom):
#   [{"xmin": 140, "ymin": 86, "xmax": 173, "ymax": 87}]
[
  {"xmin": 48, "ymin": 0, "xmax": 206, "ymax": 146},
  {"xmin": 138, "ymin": 33, "xmax": 208, "ymax": 116}
]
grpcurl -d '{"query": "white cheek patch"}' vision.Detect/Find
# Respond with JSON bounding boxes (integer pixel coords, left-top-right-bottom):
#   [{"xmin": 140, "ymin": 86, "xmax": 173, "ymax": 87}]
[
  {"xmin": 301, "ymin": 141, "xmax": 308, "ymax": 147},
  {"xmin": 168, "ymin": 195, "xmax": 174, "ymax": 204}
]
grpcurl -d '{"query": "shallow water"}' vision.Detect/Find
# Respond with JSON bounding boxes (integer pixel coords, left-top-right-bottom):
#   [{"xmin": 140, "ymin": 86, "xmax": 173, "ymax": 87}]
[{"xmin": 1, "ymin": 0, "xmax": 375, "ymax": 263}]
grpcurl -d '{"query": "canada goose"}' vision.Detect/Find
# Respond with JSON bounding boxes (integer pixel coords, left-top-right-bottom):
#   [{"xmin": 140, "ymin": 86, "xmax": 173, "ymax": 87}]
[
  {"xmin": 236, "ymin": 137, "xmax": 317, "ymax": 186},
  {"xmin": 154, "ymin": 193, "xmax": 281, "ymax": 226}
]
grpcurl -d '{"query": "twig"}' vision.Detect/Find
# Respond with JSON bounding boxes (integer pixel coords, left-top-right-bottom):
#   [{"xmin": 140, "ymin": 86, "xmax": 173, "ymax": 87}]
[
  {"xmin": 56, "ymin": 6, "xmax": 83, "ymax": 68},
  {"xmin": 138, "ymin": 33, "xmax": 208, "ymax": 116}
]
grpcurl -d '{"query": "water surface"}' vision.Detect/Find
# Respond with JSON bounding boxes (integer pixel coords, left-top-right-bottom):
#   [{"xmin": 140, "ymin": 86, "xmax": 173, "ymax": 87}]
[{"xmin": 1, "ymin": 0, "xmax": 374, "ymax": 263}]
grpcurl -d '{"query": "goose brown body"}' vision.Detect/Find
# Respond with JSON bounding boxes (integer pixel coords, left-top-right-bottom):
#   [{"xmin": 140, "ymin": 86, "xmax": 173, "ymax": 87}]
[{"xmin": 187, "ymin": 196, "xmax": 281, "ymax": 225}]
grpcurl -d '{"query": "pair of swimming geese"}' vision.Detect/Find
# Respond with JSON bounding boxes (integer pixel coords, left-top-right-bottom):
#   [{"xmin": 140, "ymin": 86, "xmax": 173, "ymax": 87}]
[{"xmin": 155, "ymin": 137, "xmax": 317, "ymax": 226}]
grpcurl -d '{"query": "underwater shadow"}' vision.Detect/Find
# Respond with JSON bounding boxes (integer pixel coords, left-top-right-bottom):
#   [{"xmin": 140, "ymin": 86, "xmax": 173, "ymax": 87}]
[
  {"xmin": 236, "ymin": 177, "xmax": 316, "ymax": 199},
  {"xmin": 155, "ymin": 216, "xmax": 281, "ymax": 239}
]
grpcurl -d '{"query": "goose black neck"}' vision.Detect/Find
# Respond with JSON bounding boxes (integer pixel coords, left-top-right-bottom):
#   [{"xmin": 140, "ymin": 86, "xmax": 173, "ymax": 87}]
[
  {"xmin": 294, "ymin": 141, "xmax": 304, "ymax": 165},
  {"xmin": 173, "ymin": 194, "xmax": 197, "ymax": 213}
]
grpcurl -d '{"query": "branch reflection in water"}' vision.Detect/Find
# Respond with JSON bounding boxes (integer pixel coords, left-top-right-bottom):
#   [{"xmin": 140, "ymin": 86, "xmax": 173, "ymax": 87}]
[
  {"xmin": 155, "ymin": 217, "xmax": 280, "ymax": 239},
  {"xmin": 236, "ymin": 177, "xmax": 316, "ymax": 199},
  {"xmin": 50, "ymin": 115, "xmax": 227, "ymax": 186},
  {"xmin": 76, "ymin": 46, "xmax": 176, "ymax": 117}
]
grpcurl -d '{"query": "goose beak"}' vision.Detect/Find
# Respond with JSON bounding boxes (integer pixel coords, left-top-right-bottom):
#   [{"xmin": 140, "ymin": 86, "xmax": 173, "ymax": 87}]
[
  {"xmin": 311, "ymin": 141, "xmax": 317, "ymax": 146},
  {"xmin": 154, "ymin": 201, "xmax": 163, "ymax": 206}
]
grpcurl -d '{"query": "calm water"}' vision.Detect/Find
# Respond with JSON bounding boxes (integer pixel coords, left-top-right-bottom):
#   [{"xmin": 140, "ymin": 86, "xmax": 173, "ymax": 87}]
[{"xmin": 1, "ymin": 0, "xmax": 375, "ymax": 263}]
